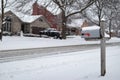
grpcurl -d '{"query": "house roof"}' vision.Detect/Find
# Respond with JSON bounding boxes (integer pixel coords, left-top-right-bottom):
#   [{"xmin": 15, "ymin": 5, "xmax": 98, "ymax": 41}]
[
  {"xmin": 14, "ymin": 11, "xmax": 42, "ymax": 23},
  {"xmin": 5, "ymin": 10, "xmax": 43, "ymax": 23}
]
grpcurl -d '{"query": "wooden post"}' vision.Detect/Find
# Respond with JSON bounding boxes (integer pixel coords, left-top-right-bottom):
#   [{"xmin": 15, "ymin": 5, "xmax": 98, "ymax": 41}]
[{"xmin": 100, "ymin": 20, "xmax": 106, "ymax": 76}]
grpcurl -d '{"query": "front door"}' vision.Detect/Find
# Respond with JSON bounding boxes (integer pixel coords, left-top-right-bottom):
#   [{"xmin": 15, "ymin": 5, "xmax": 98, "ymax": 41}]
[{"xmin": 21, "ymin": 23, "xmax": 30, "ymax": 33}]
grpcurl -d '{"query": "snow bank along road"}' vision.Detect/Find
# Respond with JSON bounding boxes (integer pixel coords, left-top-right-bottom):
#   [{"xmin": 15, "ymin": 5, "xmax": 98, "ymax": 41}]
[{"xmin": 0, "ymin": 42, "xmax": 120, "ymax": 63}]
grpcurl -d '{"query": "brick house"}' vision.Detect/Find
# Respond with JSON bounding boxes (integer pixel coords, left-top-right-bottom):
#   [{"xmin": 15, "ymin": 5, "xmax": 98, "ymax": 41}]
[
  {"xmin": 0, "ymin": 10, "xmax": 50, "ymax": 35},
  {"xmin": 32, "ymin": 1, "xmax": 60, "ymax": 30}
]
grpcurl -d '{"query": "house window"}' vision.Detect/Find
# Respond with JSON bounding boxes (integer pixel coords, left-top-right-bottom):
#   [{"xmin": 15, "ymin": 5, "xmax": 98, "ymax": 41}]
[{"xmin": 3, "ymin": 16, "xmax": 12, "ymax": 32}]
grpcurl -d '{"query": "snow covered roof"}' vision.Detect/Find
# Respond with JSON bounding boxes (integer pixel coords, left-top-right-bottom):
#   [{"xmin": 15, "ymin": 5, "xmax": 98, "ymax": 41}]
[
  {"xmin": 14, "ymin": 11, "xmax": 42, "ymax": 23},
  {"xmin": 82, "ymin": 25, "xmax": 100, "ymax": 31},
  {"xmin": 67, "ymin": 19, "xmax": 84, "ymax": 28},
  {"xmin": 4, "ymin": 10, "xmax": 43, "ymax": 23},
  {"xmin": 21, "ymin": 15, "xmax": 42, "ymax": 23}
]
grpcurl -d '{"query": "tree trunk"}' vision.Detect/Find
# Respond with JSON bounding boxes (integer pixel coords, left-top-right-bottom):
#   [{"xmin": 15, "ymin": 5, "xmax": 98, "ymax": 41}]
[
  {"xmin": 109, "ymin": 19, "xmax": 112, "ymax": 39},
  {"xmin": 0, "ymin": 0, "xmax": 4, "ymax": 41},
  {"xmin": 61, "ymin": 23, "xmax": 66, "ymax": 39},
  {"xmin": 61, "ymin": 11, "xmax": 67, "ymax": 39}
]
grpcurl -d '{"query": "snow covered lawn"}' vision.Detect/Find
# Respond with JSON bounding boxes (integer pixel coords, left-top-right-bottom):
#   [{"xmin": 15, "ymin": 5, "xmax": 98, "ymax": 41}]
[
  {"xmin": 0, "ymin": 46, "xmax": 120, "ymax": 80},
  {"xmin": 0, "ymin": 36, "xmax": 120, "ymax": 51}
]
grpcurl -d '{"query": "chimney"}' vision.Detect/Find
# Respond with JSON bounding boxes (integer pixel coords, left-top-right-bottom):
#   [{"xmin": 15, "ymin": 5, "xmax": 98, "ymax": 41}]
[{"xmin": 32, "ymin": 1, "xmax": 39, "ymax": 15}]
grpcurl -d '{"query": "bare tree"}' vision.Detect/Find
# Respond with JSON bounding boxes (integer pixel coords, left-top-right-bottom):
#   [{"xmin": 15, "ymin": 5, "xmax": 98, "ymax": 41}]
[
  {"xmin": 52, "ymin": 0, "xmax": 96, "ymax": 39},
  {"xmin": 83, "ymin": 0, "xmax": 105, "ymax": 26},
  {"xmin": 105, "ymin": 0, "xmax": 120, "ymax": 37},
  {"xmin": 0, "ymin": 0, "xmax": 7, "ymax": 40},
  {"xmin": 82, "ymin": 0, "xmax": 120, "ymax": 38}
]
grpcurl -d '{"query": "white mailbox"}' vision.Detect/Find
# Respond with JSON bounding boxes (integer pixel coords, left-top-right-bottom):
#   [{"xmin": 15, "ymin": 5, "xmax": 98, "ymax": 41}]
[{"xmin": 81, "ymin": 26, "xmax": 101, "ymax": 39}]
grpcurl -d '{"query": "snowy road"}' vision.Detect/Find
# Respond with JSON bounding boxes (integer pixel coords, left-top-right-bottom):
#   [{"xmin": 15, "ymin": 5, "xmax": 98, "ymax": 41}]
[
  {"xmin": 0, "ymin": 42, "xmax": 120, "ymax": 63},
  {"xmin": 0, "ymin": 46, "xmax": 120, "ymax": 80}
]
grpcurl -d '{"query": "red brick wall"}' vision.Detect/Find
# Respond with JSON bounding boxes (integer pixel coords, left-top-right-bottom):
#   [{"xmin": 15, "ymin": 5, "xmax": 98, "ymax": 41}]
[
  {"xmin": 32, "ymin": 2, "xmax": 39, "ymax": 15},
  {"xmin": 32, "ymin": 2, "xmax": 58, "ymax": 29}
]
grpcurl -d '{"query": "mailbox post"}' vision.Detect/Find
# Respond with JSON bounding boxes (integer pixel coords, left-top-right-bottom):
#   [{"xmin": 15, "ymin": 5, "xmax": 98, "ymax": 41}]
[
  {"xmin": 100, "ymin": 20, "xmax": 106, "ymax": 76},
  {"xmin": 81, "ymin": 23, "xmax": 106, "ymax": 76}
]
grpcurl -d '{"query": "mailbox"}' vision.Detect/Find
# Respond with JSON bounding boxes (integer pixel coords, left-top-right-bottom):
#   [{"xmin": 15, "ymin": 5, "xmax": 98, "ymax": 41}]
[{"xmin": 81, "ymin": 26, "xmax": 101, "ymax": 39}]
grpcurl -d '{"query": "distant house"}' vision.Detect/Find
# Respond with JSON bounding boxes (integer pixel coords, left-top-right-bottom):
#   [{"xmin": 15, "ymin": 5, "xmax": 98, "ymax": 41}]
[
  {"xmin": 32, "ymin": 1, "xmax": 61, "ymax": 30},
  {"xmin": 81, "ymin": 20, "xmax": 89, "ymax": 28},
  {"xmin": 0, "ymin": 10, "xmax": 50, "ymax": 35},
  {"xmin": 67, "ymin": 19, "xmax": 90, "ymax": 35}
]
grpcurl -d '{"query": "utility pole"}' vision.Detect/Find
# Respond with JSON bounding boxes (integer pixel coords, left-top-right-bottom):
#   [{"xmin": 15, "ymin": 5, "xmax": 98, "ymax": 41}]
[
  {"xmin": 0, "ymin": 0, "xmax": 4, "ymax": 41},
  {"xmin": 100, "ymin": 20, "xmax": 106, "ymax": 76}
]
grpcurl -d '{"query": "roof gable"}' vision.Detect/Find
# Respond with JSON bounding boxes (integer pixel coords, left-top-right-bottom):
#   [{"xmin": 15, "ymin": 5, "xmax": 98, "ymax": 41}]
[{"xmin": 4, "ymin": 10, "xmax": 43, "ymax": 23}]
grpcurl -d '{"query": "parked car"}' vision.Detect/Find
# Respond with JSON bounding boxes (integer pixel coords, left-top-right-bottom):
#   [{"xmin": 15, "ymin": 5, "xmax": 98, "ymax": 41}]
[{"xmin": 39, "ymin": 28, "xmax": 62, "ymax": 39}]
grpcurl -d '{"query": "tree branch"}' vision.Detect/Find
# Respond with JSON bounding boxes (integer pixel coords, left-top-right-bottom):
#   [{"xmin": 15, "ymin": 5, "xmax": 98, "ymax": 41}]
[{"xmin": 66, "ymin": 0, "xmax": 96, "ymax": 18}]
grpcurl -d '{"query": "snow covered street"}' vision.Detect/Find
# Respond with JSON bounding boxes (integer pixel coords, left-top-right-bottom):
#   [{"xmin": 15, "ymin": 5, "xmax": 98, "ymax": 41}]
[
  {"xmin": 0, "ymin": 46, "xmax": 120, "ymax": 80},
  {"xmin": 0, "ymin": 36, "xmax": 120, "ymax": 80},
  {"xmin": 0, "ymin": 36, "xmax": 120, "ymax": 51}
]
